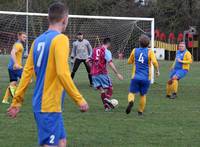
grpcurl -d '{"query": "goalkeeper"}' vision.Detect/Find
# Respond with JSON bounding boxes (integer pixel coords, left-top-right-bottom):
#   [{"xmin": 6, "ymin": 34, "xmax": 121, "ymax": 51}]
[{"xmin": 71, "ymin": 32, "xmax": 93, "ymax": 86}]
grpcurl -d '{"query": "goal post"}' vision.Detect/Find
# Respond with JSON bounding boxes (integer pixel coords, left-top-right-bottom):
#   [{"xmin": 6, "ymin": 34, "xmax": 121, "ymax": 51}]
[{"xmin": 0, "ymin": 11, "xmax": 155, "ymax": 83}]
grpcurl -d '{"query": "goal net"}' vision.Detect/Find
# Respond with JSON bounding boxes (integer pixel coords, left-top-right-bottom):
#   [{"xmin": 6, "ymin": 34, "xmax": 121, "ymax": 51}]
[{"xmin": 0, "ymin": 11, "xmax": 155, "ymax": 83}]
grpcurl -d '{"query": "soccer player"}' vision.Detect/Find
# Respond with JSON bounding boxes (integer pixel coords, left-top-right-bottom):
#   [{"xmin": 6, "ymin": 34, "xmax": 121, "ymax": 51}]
[
  {"xmin": 125, "ymin": 34, "xmax": 160, "ymax": 116},
  {"xmin": 7, "ymin": 2, "xmax": 88, "ymax": 147},
  {"xmin": 166, "ymin": 42, "xmax": 192, "ymax": 99},
  {"xmin": 89, "ymin": 38, "xmax": 123, "ymax": 111},
  {"xmin": 2, "ymin": 32, "xmax": 27, "ymax": 104},
  {"xmin": 71, "ymin": 32, "xmax": 93, "ymax": 86}
]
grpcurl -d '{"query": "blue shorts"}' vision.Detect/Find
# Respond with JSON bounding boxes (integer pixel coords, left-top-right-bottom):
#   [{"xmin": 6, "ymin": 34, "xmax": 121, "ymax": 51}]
[
  {"xmin": 34, "ymin": 112, "xmax": 67, "ymax": 146},
  {"xmin": 129, "ymin": 79, "xmax": 150, "ymax": 95},
  {"xmin": 8, "ymin": 68, "xmax": 22, "ymax": 82},
  {"xmin": 170, "ymin": 69, "xmax": 188, "ymax": 80},
  {"xmin": 92, "ymin": 74, "xmax": 112, "ymax": 89}
]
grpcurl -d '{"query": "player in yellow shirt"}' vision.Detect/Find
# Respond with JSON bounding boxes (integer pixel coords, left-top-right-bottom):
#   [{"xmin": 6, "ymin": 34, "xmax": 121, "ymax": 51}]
[
  {"xmin": 2, "ymin": 32, "xmax": 27, "ymax": 104},
  {"xmin": 7, "ymin": 2, "xmax": 89, "ymax": 147},
  {"xmin": 126, "ymin": 35, "xmax": 160, "ymax": 116},
  {"xmin": 166, "ymin": 42, "xmax": 192, "ymax": 99}
]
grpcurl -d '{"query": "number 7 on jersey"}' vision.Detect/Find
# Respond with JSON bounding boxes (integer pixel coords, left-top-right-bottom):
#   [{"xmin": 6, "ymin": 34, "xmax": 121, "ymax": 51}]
[{"xmin": 36, "ymin": 42, "xmax": 45, "ymax": 67}]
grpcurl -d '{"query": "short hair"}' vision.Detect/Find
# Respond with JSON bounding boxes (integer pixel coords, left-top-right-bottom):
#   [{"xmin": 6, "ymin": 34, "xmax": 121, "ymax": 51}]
[
  {"xmin": 77, "ymin": 32, "xmax": 83, "ymax": 36},
  {"xmin": 103, "ymin": 38, "xmax": 111, "ymax": 44},
  {"xmin": 179, "ymin": 42, "xmax": 186, "ymax": 46},
  {"xmin": 139, "ymin": 34, "xmax": 150, "ymax": 48},
  {"xmin": 17, "ymin": 31, "xmax": 26, "ymax": 36},
  {"xmin": 48, "ymin": 2, "xmax": 68, "ymax": 24}
]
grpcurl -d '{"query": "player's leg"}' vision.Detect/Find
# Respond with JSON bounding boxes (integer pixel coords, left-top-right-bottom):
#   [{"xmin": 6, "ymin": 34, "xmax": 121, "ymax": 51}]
[
  {"xmin": 126, "ymin": 79, "xmax": 139, "ymax": 114},
  {"xmin": 166, "ymin": 69, "xmax": 176, "ymax": 98},
  {"xmin": 9, "ymin": 69, "xmax": 23, "ymax": 97},
  {"xmin": 100, "ymin": 75, "xmax": 114, "ymax": 110},
  {"xmin": 58, "ymin": 139, "xmax": 67, "ymax": 147},
  {"xmin": 83, "ymin": 60, "xmax": 93, "ymax": 86},
  {"xmin": 106, "ymin": 86, "xmax": 113, "ymax": 99},
  {"xmin": 103, "ymin": 75, "xmax": 113, "ymax": 99},
  {"xmin": 71, "ymin": 59, "xmax": 82, "ymax": 79},
  {"xmin": 92, "ymin": 74, "xmax": 113, "ymax": 111},
  {"xmin": 9, "ymin": 81, "xmax": 17, "ymax": 97},
  {"xmin": 58, "ymin": 115, "xmax": 67, "ymax": 147},
  {"xmin": 99, "ymin": 87, "xmax": 111, "ymax": 111},
  {"xmin": 138, "ymin": 95, "xmax": 146, "ymax": 116},
  {"xmin": 2, "ymin": 86, "xmax": 11, "ymax": 104},
  {"xmin": 170, "ymin": 76, "xmax": 179, "ymax": 99},
  {"xmin": 166, "ymin": 80, "xmax": 172, "ymax": 98},
  {"xmin": 170, "ymin": 70, "xmax": 188, "ymax": 99},
  {"xmin": 2, "ymin": 69, "xmax": 17, "ymax": 103},
  {"xmin": 126, "ymin": 92, "xmax": 135, "ymax": 114},
  {"xmin": 137, "ymin": 80, "xmax": 150, "ymax": 116}
]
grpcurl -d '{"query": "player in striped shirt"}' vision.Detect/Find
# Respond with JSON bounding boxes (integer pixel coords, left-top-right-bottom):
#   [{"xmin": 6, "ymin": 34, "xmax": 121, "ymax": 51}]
[{"xmin": 89, "ymin": 38, "xmax": 123, "ymax": 111}]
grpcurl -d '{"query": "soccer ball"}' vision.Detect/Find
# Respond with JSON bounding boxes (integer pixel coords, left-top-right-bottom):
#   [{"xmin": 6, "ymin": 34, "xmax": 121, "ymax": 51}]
[{"xmin": 110, "ymin": 99, "xmax": 118, "ymax": 107}]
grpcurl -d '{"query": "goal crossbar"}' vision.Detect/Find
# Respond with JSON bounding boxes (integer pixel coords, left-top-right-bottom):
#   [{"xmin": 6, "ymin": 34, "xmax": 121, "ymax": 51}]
[{"xmin": 0, "ymin": 11, "xmax": 154, "ymax": 21}]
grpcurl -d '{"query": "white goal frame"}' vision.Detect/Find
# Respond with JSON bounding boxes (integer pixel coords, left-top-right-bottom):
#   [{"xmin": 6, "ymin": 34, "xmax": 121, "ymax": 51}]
[{"xmin": 0, "ymin": 11, "xmax": 155, "ymax": 83}]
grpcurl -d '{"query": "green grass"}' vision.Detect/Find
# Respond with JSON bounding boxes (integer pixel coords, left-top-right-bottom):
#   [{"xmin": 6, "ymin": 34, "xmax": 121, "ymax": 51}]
[{"xmin": 0, "ymin": 55, "xmax": 200, "ymax": 147}]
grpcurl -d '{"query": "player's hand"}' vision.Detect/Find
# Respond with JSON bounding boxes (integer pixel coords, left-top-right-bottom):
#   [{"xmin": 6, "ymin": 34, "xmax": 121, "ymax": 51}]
[
  {"xmin": 156, "ymin": 71, "xmax": 160, "ymax": 77},
  {"xmin": 117, "ymin": 73, "xmax": 123, "ymax": 80},
  {"xmin": 79, "ymin": 102, "xmax": 89, "ymax": 112},
  {"xmin": 7, "ymin": 106, "xmax": 20, "ymax": 118},
  {"xmin": 177, "ymin": 58, "xmax": 183, "ymax": 63},
  {"xmin": 13, "ymin": 64, "xmax": 22, "ymax": 70}
]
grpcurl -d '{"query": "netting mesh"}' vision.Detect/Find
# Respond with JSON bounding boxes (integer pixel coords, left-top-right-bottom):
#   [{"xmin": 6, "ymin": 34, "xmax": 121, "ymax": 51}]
[{"xmin": 0, "ymin": 13, "xmax": 152, "ymax": 80}]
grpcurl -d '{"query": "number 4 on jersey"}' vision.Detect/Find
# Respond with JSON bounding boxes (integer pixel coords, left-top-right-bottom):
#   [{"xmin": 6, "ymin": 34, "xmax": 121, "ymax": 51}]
[{"xmin": 138, "ymin": 53, "xmax": 144, "ymax": 63}]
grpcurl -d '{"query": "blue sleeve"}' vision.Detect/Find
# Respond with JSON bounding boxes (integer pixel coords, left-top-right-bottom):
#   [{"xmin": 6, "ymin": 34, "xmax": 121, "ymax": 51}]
[{"xmin": 105, "ymin": 49, "xmax": 112, "ymax": 62}]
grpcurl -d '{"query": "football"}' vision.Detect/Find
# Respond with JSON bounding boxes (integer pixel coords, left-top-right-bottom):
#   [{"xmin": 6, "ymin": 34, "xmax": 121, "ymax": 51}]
[{"xmin": 110, "ymin": 99, "xmax": 119, "ymax": 107}]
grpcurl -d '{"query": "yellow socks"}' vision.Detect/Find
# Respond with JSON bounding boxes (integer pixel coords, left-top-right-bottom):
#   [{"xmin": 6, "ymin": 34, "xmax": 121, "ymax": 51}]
[
  {"xmin": 172, "ymin": 80, "xmax": 178, "ymax": 93},
  {"xmin": 2, "ymin": 86, "xmax": 11, "ymax": 103},
  {"xmin": 9, "ymin": 85, "xmax": 17, "ymax": 97},
  {"xmin": 166, "ymin": 83, "xmax": 172, "ymax": 96},
  {"xmin": 138, "ymin": 95, "xmax": 146, "ymax": 113},
  {"xmin": 128, "ymin": 93, "xmax": 135, "ymax": 102}
]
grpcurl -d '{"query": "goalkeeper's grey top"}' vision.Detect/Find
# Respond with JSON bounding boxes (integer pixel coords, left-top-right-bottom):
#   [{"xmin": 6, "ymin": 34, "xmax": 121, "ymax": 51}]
[{"xmin": 71, "ymin": 39, "xmax": 92, "ymax": 60}]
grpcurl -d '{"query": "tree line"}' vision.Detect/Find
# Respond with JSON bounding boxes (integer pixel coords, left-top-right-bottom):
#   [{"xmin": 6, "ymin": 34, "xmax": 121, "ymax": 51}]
[{"xmin": 0, "ymin": 0, "xmax": 199, "ymax": 36}]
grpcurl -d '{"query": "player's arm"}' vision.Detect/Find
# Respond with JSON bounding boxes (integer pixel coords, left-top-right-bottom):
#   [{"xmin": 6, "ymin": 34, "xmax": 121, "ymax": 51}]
[
  {"xmin": 87, "ymin": 40, "xmax": 93, "ymax": 57},
  {"xmin": 150, "ymin": 50, "xmax": 160, "ymax": 76},
  {"xmin": 11, "ymin": 43, "xmax": 23, "ymax": 69},
  {"xmin": 106, "ymin": 50, "xmax": 123, "ymax": 80},
  {"xmin": 7, "ymin": 43, "xmax": 35, "ymax": 118},
  {"xmin": 55, "ymin": 35, "xmax": 88, "ymax": 110},
  {"xmin": 181, "ymin": 52, "xmax": 192, "ymax": 64},
  {"xmin": 71, "ymin": 42, "xmax": 76, "ymax": 59},
  {"xmin": 128, "ymin": 49, "xmax": 135, "ymax": 64}
]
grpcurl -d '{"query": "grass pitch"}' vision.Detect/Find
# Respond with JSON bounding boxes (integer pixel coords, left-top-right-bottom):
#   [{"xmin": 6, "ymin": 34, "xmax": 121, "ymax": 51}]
[{"xmin": 0, "ymin": 55, "xmax": 200, "ymax": 147}]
